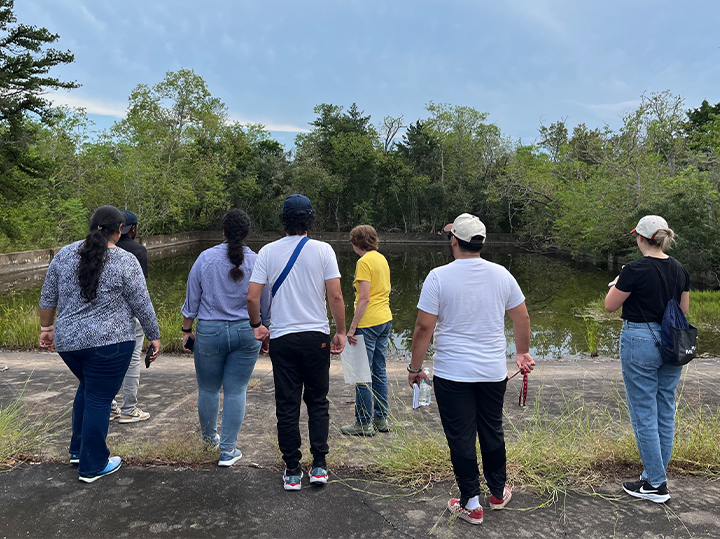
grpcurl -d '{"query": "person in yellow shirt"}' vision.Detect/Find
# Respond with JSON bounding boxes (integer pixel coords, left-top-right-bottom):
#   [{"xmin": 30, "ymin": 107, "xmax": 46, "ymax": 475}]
[{"xmin": 342, "ymin": 225, "xmax": 393, "ymax": 436}]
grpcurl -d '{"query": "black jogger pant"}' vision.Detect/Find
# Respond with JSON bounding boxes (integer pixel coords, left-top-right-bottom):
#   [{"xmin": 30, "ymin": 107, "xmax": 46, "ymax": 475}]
[
  {"xmin": 433, "ymin": 375, "xmax": 508, "ymax": 505},
  {"xmin": 269, "ymin": 331, "xmax": 331, "ymax": 472}
]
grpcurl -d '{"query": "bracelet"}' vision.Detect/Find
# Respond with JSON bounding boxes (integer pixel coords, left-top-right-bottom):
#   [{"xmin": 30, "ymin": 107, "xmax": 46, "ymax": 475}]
[
  {"xmin": 407, "ymin": 363, "xmax": 422, "ymax": 373},
  {"xmin": 181, "ymin": 326, "xmax": 193, "ymax": 333},
  {"xmin": 40, "ymin": 325, "xmax": 54, "ymax": 332},
  {"xmin": 250, "ymin": 320, "xmax": 262, "ymax": 329}
]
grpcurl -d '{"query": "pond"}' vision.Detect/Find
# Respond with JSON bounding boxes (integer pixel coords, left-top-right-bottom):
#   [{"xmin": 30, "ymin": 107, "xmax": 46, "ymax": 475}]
[
  {"xmin": 2, "ymin": 241, "xmax": 717, "ymax": 358},
  {"xmin": 145, "ymin": 241, "xmax": 720, "ymax": 359}
]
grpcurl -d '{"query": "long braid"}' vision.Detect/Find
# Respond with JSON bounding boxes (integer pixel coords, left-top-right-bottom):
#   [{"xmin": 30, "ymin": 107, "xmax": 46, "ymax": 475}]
[{"xmin": 223, "ymin": 209, "xmax": 251, "ymax": 281}]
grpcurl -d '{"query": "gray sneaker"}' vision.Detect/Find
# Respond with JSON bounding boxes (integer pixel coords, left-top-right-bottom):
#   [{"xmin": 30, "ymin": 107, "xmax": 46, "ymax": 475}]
[
  {"xmin": 372, "ymin": 417, "xmax": 390, "ymax": 432},
  {"xmin": 341, "ymin": 422, "xmax": 376, "ymax": 436}
]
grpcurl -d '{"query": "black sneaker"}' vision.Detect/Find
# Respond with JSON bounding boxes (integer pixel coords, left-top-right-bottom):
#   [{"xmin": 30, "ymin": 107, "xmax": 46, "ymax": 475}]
[{"xmin": 622, "ymin": 479, "xmax": 670, "ymax": 503}]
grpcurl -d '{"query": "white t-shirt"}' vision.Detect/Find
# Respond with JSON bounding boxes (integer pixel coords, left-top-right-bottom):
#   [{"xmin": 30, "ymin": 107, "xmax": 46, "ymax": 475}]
[
  {"xmin": 417, "ymin": 258, "xmax": 525, "ymax": 383},
  {"xmin": 250, "ymin": 236, "xmax": 341, "ymax": 339}
]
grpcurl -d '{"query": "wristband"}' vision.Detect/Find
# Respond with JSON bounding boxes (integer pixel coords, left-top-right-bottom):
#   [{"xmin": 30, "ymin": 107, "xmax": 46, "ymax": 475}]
[
  {"xmin": 181, "ymin": 327, "xmax": 193, "ymax": 333},
  {"xmin": 250, "ymin": 320, "xmax": 262, "ymax": 329},
  {"xmin": 407, "ymin": 364, "xmax": 422, "ymax": 374},
  {"xmin": 40, "ymin": 325, "xmax": 54, "ymax": 332}
]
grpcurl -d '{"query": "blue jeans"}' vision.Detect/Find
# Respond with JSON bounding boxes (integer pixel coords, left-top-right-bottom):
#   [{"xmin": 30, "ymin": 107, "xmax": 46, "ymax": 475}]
[
  {"xmin": 354, "ymin": 321, "xmax": 392, "ymax": 425},
  {"xmin": 60, "ymin": 341, "xmax": 134, "ymax": 477},
  {"xmin": 194, "ymin": 320, "xmax": 261, "ymax": 452},
  {"xmin": 620, "ymin": 321, "xmax": 683, "ymax": 486}
]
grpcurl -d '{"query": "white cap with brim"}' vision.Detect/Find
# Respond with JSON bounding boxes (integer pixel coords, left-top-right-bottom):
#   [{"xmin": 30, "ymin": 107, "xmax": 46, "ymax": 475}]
[
  {"xmin": 443, "ymin": 213, "xmax": 486, "ymax": 243},
  {"xmin": 631, "ymin": 215, "xmax": 668, "ymax": 239}
]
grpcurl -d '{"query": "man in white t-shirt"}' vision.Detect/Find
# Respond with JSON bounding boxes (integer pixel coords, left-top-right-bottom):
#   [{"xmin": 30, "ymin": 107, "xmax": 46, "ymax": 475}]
[
  {"xmin": 408, "ymin": 213, "xmax": 535, "ymax": 526},
  {"xmin": 247, "ymin": 194, "xmax": 346, "ymax": 491}
]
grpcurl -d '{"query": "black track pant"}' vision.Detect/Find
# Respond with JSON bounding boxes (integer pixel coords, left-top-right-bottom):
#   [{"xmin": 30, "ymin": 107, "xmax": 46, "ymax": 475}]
[
  {"xmin": 269, "ymin": 331, "xmax": 331, "ymax": 472},
  {"xmin": 433, "ymin": 376, "xmax": 508, "ymax": 505}
]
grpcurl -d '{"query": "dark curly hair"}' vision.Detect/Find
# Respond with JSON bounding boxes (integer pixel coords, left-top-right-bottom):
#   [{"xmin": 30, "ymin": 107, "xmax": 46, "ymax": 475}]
[
  {"xmin": 78, "ymin": 206, "xmax": 124, "ymax": 302},
  {"xmin": 223, "ymin": 209, "xmax": 251, "ymax": 281},
  {"xmin": 281, "ymin": 211, "xmax": 314, "ymax": 236}
]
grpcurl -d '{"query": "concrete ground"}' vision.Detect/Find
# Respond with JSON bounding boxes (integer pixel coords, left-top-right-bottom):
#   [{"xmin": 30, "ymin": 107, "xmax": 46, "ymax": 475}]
[{"xmin": 1, "ymin": 351, "xmax": 719, "ymax": 538}]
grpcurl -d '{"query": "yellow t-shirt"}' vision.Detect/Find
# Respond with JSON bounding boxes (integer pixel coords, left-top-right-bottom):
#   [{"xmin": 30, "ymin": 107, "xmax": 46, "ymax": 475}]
[{"xmin": 354, "ymin": 250, "xmax": 392, "ymax": 328}]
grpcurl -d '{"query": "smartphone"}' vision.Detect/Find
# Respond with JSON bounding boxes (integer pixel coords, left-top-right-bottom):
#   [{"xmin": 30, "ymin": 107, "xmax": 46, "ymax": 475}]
[
  {"xmin": 184, "ymin": 335, "xmax": 195, "ymax": 352},
  {"xmin": 144, "ymin": 345, "xmax": 155, "ymax": 368}
]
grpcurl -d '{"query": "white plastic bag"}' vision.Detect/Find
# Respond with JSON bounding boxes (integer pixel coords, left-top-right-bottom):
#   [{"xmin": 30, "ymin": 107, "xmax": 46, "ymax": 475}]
[{"xmin": 340, "ymin": 335, "xmax": 372, "ymax": 384}]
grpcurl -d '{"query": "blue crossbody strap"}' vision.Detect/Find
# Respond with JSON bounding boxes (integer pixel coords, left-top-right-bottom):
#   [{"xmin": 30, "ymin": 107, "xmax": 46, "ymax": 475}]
[{"xmin": 271, "ymin": 236, "xmax": 309, "ymax": 298}]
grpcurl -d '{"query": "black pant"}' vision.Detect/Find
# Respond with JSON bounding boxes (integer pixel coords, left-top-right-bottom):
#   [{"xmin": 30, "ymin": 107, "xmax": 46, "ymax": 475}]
[
  {"xmin": 433, "ymin": 376, "xmax": 508, "ymax": 505},
  {"xmin": 269, "ymin": 331, "xmax": 331, "ymax": 472}
]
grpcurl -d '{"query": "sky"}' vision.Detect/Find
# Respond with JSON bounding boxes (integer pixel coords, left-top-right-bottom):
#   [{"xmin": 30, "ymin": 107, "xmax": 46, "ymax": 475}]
[{"xmin": 15, "ymin": 0, "xmax": 720, "ymax": 150}]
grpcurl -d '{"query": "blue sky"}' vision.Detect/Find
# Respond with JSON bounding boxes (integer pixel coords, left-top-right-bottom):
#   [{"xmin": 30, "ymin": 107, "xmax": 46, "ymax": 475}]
[{"xmin": 16, "ymin": 0, "xmax": 720, "ymax": 149}]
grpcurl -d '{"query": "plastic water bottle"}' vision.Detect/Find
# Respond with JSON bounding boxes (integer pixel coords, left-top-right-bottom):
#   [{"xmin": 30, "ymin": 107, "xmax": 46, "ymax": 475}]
[{"xmin": 418, "ymin": 368, "xmax": 432, "ymax": 406}]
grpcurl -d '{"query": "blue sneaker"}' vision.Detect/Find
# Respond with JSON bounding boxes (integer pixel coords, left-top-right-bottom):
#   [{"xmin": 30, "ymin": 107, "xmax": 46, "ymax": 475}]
[
  {"xmin": 283, "ymin": 469, "xmax": 303, "ymax": 491},
  {"xmin": 309, "ymin": 466, "xmax": 328, "ymax": 485},
  {"xmin": 218, "ymin": 448, "xmax": 242, "ymax": 467},
  {"xmin": 69, "ymin": 453, "xmax": 80, "ymax": 465},
  {"xmin": 78, "ymin": 456, "xmax": 121, "ymax": 483}
]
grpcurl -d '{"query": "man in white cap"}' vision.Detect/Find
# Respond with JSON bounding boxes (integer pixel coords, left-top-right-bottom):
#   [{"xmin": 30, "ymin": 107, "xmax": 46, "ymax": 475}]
[{"xmin": 408, "ymin": 213, "xmax": 535, "ymax": 526}]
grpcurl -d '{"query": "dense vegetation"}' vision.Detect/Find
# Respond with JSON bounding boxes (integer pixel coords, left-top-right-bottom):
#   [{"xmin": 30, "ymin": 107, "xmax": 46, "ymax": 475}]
[{"xmin": 0, "ymin": 1, "xmax": 718, "ymax": 281}]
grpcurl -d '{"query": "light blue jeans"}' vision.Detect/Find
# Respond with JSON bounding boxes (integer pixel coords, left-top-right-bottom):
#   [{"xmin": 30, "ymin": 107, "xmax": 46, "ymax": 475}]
[
  {"xmin": 194, "ymin": 320, "xmax": 261, "ymax": 452},
  {"xmin": 620, "ymin": 320, "xmax": 683, "ymax": 486},
  {"xmin": 355, "ymin": 321, "xmax": 392, "ymax": 425}
]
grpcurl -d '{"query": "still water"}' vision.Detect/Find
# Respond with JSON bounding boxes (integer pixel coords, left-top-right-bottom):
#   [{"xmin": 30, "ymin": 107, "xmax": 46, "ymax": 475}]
[{"xmin": 147, "ymin": 241, "xmax": 719, "ymax": 359}]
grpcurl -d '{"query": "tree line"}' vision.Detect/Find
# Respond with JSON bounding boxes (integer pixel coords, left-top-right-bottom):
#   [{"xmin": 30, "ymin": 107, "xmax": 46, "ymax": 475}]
[{"xmin": 0, "ymin": 0, "xmax": 718, "ymax": 281}]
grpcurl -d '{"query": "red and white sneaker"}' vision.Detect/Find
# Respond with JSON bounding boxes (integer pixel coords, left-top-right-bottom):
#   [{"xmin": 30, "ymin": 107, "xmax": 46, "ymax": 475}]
[
  {"xmin": 489, "ymin": 487, "xmax": 512, "ymax": 509},
  {"xmin": 309, "ymin": 466, "xmax": 328, "ymax": 485},
  {"xmin": 447, "ymin": 498, "xmax": 483, "ymax": 525}
]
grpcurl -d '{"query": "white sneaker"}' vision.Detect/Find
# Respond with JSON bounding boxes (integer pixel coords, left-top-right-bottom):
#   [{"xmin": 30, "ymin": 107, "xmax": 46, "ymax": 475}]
[{"xmin": 118, "ymin": 408, "xmax": 150, "ymax": 424}]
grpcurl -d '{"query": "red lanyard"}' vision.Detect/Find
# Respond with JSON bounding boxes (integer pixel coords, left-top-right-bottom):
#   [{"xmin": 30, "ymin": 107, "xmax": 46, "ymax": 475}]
[{"xmin": 508, "ymin": 369, "xmax": 528, "ymax": 407}]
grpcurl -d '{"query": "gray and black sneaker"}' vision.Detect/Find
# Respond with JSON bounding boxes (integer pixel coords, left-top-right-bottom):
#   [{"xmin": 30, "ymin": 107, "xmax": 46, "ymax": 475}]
[
  {"xmin": 372, "ymin": 417, "xmax": 390, "ymax": 432},
  {"xmin": 622, "ymin": 479, "xmax": 670, "ymax": 503}
]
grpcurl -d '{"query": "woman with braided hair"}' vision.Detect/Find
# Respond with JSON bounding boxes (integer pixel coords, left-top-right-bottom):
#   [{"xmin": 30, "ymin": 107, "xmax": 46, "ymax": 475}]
[
  {"xmin": 39, "ymin": 205, "xmax": 161, "ymax": 483},
  {"xmin": 181, "ymin": 209, "xmax": 271, "ymax": 466}
]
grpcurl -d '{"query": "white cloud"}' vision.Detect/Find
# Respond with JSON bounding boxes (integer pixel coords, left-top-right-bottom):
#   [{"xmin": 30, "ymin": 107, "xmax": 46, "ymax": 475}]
[
  {"xmin": 47, "ymin": 91, "xmax": 128, "ymax": 117},
  {"xmin": 504, "ymin": 0, "xmax": 567, "ymax": 35},
  {"xmin": 228, "ymin": 114, "xmax": 310, "ymax": 133},
  {"xmin": 577, "ymin": 99, "xmax": 641, "ymax": 117}
]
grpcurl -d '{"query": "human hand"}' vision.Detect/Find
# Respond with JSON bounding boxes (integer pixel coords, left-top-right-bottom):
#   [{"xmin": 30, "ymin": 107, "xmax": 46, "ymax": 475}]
[
  {"xmin": 261, "ymin": 337, "xmax": 270, "ymax": 354},
  {"xmin": 253, "ymin": 325, "xmax": 270, "ymax": 342},
  {"xmin": 330, "ymin": 333, "xmax": 346, "ymax": 354},
  {"xmin": 407, "ymin": 369, "xmax": 430, "ymax": 388},
  {"xmin": 182, "ymin": 332, "xmax": 195, "ymax": 354},
  {"xmin": 147, "ymin": 339, "xmax": 161, "ymax": 361},
  {"xmin": 347, "ymin": 327, "xmax": 357, "ymax": 346},
  {"xmin": 39, "ymin": 329, "xmax": 55, "ymax": 352},
  {"xmin": 516, "ymin": 352, "xmax": 535, "ymax": 374}
]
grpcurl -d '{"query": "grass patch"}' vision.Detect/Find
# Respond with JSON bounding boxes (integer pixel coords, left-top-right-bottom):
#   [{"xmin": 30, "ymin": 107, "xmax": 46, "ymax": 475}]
[{"xmin": 108, "ymin": 433, "xmax": 220, "ymax": 466}]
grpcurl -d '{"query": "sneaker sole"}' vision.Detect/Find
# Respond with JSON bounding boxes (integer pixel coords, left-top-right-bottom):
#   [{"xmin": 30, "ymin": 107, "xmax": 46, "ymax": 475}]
[
  {"xmin": 69, "ymin": 458, "xmax": 80, "ymax": 465},
  {"xmin": 218, "ymin": 455, "xmax": 243, "ymax": 467},
  {"xmin": 118, "ymin": 415, "xmax": 150, "ymax": 424},
  {"xmin": 447, "ymin": 500, "xmax": 483, "ymax": 525},
  {"xmin": 78, "ymin": 462, "xmax": 121, "ymax": 483},
  {"xmin": 283, "ymin": 471, "xmax": 303, "ymax": 491},
  {"xmin": 309, "ymin": 475, "xmax": 328, "ymax": 485},
  {"xmin": 340, "ymin": 428, "xmax": 376, "ymax": 437},
  {"xmin": 623, "ymin": 486, "xmax": 670, "ymax": 503}
]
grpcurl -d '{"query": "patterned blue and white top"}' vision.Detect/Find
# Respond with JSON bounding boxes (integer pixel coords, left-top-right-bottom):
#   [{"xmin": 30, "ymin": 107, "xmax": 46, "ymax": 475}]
[{"xmin": 40, "ymin": 241, "xmax": 161, "ymax": 352}]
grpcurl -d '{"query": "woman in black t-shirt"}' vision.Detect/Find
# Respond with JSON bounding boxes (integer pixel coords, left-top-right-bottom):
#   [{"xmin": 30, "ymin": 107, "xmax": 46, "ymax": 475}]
[{"xmin": 605, "ymin": 215, "xmax": 690, "ymax": 504}]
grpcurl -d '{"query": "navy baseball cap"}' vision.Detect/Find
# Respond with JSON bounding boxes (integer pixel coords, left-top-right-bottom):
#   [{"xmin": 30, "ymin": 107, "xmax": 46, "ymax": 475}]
[
  {"xmin": 121, "ymin": 210, "xmax": 138, "ymax": 234},
  {"xmin": 282, "ymin": 194, "xmax": 314, "ymax": 214}
]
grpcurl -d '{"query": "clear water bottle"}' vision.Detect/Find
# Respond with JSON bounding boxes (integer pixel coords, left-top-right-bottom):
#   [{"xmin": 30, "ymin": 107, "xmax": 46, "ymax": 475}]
[{"xmin": 418, "ymin": 368, "xmax": 432, "ymax": 406}]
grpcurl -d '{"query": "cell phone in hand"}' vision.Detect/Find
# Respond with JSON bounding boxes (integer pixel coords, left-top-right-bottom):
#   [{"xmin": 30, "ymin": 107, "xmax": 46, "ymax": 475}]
[
  {"xmin": 184, "ymin": 335, "xmax": 195, "ymax": 352},
  {"xmin": 144, "ymin": 345, "xmax": 155, "ymax": 368}
]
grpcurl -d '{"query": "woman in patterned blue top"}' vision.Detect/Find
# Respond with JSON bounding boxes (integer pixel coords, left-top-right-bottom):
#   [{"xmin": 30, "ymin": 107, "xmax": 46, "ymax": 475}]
[
  {"xmin": 39, "ymin": 205, "xmax": 161, "ymax": 483},
  {"xmin": 181, "ymin": 209, "xmax": 271, "ymax": 467}
]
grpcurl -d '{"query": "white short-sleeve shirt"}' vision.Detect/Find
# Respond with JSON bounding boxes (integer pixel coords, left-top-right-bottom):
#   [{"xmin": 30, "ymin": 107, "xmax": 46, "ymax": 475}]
[
  {"xmin": 250, "ymin": 236, "xmax": 341, "ymax": 339},
  {"xmin": 417, "ymin": 258, "xmax": 525, "ymax": 382}
]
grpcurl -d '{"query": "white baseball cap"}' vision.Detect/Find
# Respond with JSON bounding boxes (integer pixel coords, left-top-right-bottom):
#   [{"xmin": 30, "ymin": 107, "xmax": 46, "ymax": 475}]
[
  {"xmin": 443, "ymin": 213, "xmax": 486, "ymax": 243},
  {"xmin": 631, "ymin": 215, "xmax": 668, "ymax": 239}
]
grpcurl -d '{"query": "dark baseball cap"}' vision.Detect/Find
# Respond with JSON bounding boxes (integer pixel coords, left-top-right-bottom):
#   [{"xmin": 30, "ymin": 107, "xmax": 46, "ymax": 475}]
[
  {"xmin": 121, "ymin": 210, "xmax": 138, "ymax": 234},
  {"xmin": 282, "ymin": 194, "xmax": 314, "ymax": 214}
]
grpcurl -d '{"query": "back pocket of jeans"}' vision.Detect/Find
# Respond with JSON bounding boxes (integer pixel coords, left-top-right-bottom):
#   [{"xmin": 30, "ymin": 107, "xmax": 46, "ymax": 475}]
[
  {"xmin": 196, "ymin": 331, "xmax": 220, "ymax": 356},
  {"xmin": 630, "ymin": 336, "xmax": 661, "ymax": 367}
]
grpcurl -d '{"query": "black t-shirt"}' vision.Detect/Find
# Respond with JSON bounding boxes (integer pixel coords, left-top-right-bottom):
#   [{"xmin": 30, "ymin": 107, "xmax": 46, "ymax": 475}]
[
  {"xmin": 116, "ymin": 236, "xmax": 148, "ymax": 278},
  {"xmin": 615, "ymin": 256, "xmax": 690, "ymax": 323}
]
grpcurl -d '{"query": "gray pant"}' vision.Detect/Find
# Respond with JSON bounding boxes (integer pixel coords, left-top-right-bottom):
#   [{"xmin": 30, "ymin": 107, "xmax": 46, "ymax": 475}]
[{"xmin": 113, "ymin": 319, "xmax": 145, "ymax": 415}]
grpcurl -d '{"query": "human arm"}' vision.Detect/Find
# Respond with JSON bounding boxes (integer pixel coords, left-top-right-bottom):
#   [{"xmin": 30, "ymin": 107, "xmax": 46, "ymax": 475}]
[
  {"xmin": 347, "ymin": 280, "xmax": 370, "ymax": 345},
  {"xmin": 506, "ymin": 301, "xmax": 535, "ymax": 373},
  {"xmin": 121, "ymin": 257, "xmax": 161, "ymax": 342},
  {"xmin": 605, "ymin": 286, "xmax": 631, "ymax": 313},
  {"xmin": 408, "ymin": 309, "xmax": 436, "ymax": 387},
  {"xmin": 247, "ymin": 282, "xmax": 270, "ymax": 348},
  {"xmin": 326, "ymin": 277, "xmax": 346, "ymax": 354},
  {"xmin": 680, "ymin": 291, "xmax": 689, "ymax": 315},
  {"xmin": 39, "ymin": 308, "xmax": 56, "ymax": 352},
  {"xmin": 181, "ymin": 315, "xmax": 195, "ymax": 353}
]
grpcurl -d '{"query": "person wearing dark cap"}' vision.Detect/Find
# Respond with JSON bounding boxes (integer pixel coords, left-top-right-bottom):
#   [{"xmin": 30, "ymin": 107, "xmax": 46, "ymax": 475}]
[
  {"xmin": 407, "ymin": 213, "xmax": 534, "ymax": 525},
  {"xmin": 247, "ymin": 194, "xmax": 346, "ymax": 491},
  {"xmin": 110, "ymin": 209, "xmax": 151, "ymax": 424}
]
